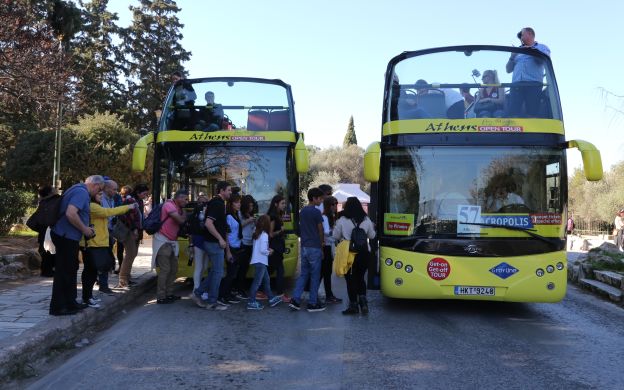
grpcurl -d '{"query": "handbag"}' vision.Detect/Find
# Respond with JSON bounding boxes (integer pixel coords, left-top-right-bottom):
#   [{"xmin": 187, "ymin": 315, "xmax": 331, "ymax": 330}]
[{"xmin": 112, "ymin": 219, "xmax": 131, "ymax": 241}]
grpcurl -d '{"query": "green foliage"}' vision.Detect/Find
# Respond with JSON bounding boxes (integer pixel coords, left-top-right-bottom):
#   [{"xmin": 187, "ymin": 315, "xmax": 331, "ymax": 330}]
[
  {"xmin": 0, "ymin": 188, "xmax": 33, "ymax": 235},
  {"xmin": 5, "ymin": 112, "xmax": 145, "ymax": 188},
  {"xmin": 343, "ymin": 115, "xmax": 357, "ymax": 147},
  {"xmin": 122, "ymin": 0, "xmax": 191, "ymax": 132},
  {"xmin": 569, "ymin": 162, "xmax": 624, "ymax": 223}
]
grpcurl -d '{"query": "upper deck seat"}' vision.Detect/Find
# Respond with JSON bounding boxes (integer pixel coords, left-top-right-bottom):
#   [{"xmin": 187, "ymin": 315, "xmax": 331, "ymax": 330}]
[
  {"xmin": 416, "ymin": 91, "xmax": 447, "ymax": 118},
  {"xmin": 268, "ymin": 109, "xmax": 291, "ymax": 131},
  {"xmin": 247, "ymin": 110, "xmax": 269, "ymax": 130}
]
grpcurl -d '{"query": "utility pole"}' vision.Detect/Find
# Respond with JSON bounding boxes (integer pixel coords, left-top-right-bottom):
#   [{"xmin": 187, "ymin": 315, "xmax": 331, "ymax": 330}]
[{"xmin": 52, "ymin": 38, "xmax": 63, "ymax": 190}]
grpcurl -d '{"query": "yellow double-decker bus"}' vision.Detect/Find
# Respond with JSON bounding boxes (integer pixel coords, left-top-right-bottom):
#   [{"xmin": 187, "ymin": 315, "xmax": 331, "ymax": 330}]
[
  {"xmin": 364, "ymin": 46, "xmax": 602, "ymax": 302},
  {"xmin": 132, "ymin": 77, "xmax": 309, "ymax": 277}
]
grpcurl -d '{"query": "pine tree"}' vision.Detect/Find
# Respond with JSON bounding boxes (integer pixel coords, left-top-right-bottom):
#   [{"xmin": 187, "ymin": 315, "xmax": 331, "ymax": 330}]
[
  {"xmin": 343, "ymin": 115, "xmax": 357, "ymax": 147},
  {"xmin": 122, "ymin": 0, "xmax": 191, "ymax": 132},
  {"xmin": 71, "ymin": 0, "xmax": 127, "ymax": 117}
]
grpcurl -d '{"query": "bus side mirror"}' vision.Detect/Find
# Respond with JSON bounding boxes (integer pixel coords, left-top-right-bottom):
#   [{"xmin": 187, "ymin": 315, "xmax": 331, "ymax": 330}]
[
  {"xmin": 364, "ymin": 142, "xmax": 381, "ymax": 182},
  {"xmin": 132, "ymin": 132, "xmax": 154, "ymax": 172},
  {"xmin": 294, "ymin": 135, "xmax": 309, "ymax": 174},
  {"xmin": 567, "ymin": 139, "xmax": 603, "ymax": 181}
]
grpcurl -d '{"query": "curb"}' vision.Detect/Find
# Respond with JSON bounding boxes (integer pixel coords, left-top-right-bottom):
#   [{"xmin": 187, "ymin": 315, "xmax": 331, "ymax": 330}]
[{"xmin": 0, "ymin": 272, "xmax": 156, "ymax": 383}]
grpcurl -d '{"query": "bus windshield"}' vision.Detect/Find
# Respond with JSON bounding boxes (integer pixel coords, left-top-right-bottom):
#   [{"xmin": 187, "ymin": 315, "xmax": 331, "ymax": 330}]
[
  {"xmin": 162, "ymin": 79, "xmax": 293, "ymax": 132},
  {"xmin": 388, "ymin": 48, "xmax": 561, "ymax": 122},
  {"xmin": 383, "ymin": 146, "xmax": 564, "ymax": 237},
  {"xmin": 160, "ymin": 145, "xmax": 294, "ymax": 214}
]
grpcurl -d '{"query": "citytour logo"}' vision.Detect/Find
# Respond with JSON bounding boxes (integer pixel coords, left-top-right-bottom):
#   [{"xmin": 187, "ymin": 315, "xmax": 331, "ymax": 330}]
[{"xmin": 427, "ymin": 257, "xmax": 451, "ymax": 281}]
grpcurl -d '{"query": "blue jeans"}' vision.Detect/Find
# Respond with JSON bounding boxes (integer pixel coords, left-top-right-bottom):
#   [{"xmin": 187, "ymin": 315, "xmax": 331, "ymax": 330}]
[
  {"xmin": 293, "ymin": 247, "xmax": 323, "ymax": 305},
  {"xmin": 195, "ymin": 241, "xmax": 224, "ymax": 303},
  {"xmin": 249, "ymin": 263, "xmax": 273, "ymax": 303}
]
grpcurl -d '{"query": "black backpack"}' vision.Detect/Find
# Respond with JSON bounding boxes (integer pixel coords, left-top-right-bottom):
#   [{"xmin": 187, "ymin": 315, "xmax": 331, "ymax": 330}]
[
  {"xmin": 349, "ymin": 218, "xmax": 368, "ymax": 253},
  {"xmin": 26, "ymin": 194, "xmax": 63, "ymax": 233},
  {"xmin": 187, "ymin": 200, "xmax": 211, "ymax": 235}
]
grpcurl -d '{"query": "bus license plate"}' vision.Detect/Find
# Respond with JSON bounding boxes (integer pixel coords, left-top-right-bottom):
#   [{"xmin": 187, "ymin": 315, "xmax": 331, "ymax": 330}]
[{"xmin": 454, "ymin": 286, "xmax": 495, "ymax": 296}]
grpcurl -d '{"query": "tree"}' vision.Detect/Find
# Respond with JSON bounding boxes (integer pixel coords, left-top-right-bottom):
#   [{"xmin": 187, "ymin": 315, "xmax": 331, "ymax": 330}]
[
  {"xmin": 122, "ymin": 0, "xmax": 191, "ymax": 132},
  {"xmin": 70, "ymin": 0, "xmax": 127, "ymax": 118},
  {"xmin": 5, "ymin": 112, "xmax": 144, "ymax": 188},
  {"xmin": 343, "ymin": 115, "xmax": 357, "ymax": 147}
]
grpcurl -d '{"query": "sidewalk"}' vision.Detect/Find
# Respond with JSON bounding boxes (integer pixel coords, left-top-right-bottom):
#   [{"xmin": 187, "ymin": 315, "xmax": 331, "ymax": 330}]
[{"xmin": 0, "ymin": 240, "xmax": 156, "ymax": 382}]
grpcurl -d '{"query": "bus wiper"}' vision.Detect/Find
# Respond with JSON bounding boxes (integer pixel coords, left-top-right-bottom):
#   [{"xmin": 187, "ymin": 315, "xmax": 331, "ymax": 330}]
[{"xmin": 460, "ymin": 222, "xmax": 561, "ymax": 248}]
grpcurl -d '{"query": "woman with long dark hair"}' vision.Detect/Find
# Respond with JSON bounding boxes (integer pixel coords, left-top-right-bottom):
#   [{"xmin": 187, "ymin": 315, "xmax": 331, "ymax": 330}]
[
  {"xmin": 266, "ymin": 195, "xmax": 287, "ymax": 301},
  {"xmin": 320, "ymin": 196, "xmax": 341, "ymax": 303},
  {"xmin": 333, "ymin": 197, "xmax": 376, "ymax": 315},
  {"xmin": 233, "ymin": 194, "xmax": 257, "ymax": 299},
  {"xmin": 218, "ymin": 193, "xmax": 243, "ymax": 305}
]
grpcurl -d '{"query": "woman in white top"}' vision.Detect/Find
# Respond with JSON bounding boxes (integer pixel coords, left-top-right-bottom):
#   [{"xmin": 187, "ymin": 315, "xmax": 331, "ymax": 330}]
[
  {"xmin": 233, "ymin": 194, "xmax": 256, "ymax": 299},
  {"xmin": 333, "ymin": 197, "xmax": 376, "ymax": 315},
  {"xmin": 247, "ymin": 215, "xmax": 282, "ymax": 310},
  {"xmin": 320, "ymin": 196, "xmax": 342, "ymax": 304}
]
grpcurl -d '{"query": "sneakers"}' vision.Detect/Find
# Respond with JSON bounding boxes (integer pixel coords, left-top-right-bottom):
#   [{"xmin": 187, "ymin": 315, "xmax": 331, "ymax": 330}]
[
  {"xmin": 216, "ymin": 298, "xmax": 230, "ymax": 307},
  {"xmin": 201, "ymin": 292, "xmax": 209, "ymax": 300},
  {"xmin": 326, "ymin": 296, "xmax": 343, "ymax": 304},
  {"xmin": 189, "ymin": 293, "xmax": 207, "ymax": 308},
  {"xmin": 208, "ymin": 303, "xmax": 228, "ymax": 311},
  {"xmin": 226, "ymin": 295, "xmax": 241, "ymax": 304},
  {"xmin": 235, "ymin": 291, "xmax": 249, "ymax": 300},
  {"xmin": 278, "ymin": 293, "xmax": 291, "ymax": 303},
  {"xmin": 157, "ymin": 298, "xmax": 174, "ymax": 304},
  {"xmin": 99, "ymin": 287, "xmax": 115, "ymax": 295},
  {"xmin": 166, "ymin": 295, "xmax": 182, "ymax": 301},
  {"xmin": 307, "ymin": 303, "xmax": 327, "ymax": 312},
  {"xmin": 255, "ymin": 291, "xmax": 268, "ymax": 300},
  {"xmin": 89, "ymin": 297, "xmax": 102, "ymax": 304},
  {"xmin": 288, "ymin": 299, "xmax": 301, "ymax": 311},
  {"xmin": 87, "ymin": 298, "xmax": 100, "ymax": 308},
  {"xmin": 246, "ymin": 301, "xmax": 264, "ymax": 310},
  {"xmin": 268, "ymin": 296, "xmax": 282, "ymax": 307}
]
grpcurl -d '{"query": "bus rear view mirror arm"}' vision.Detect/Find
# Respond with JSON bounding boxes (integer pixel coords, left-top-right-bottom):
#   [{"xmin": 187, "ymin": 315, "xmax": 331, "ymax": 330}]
[{"xmin": 567, "ymin": 139, "xmax": 603, "ymax": 181}]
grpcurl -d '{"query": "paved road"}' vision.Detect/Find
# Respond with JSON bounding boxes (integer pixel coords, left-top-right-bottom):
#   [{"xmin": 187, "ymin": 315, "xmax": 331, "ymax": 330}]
[{"xmin": 24, "ymin": 274, "xmax": 624, "ymax": 390}]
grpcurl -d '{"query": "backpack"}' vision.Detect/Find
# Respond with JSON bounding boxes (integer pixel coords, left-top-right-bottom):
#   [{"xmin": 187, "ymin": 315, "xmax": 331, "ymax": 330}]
[
  {"xmin": 348, "ymin": 218, "xmax": 369, "ymax": 253},
  {"xmin": 187, "ymin": 200, "xmax": 211, "ymax": 235},
  {"xmin": 26, "ymin": 194, "xmax": 63, "ymax": 233},
  {"xmin": 143, "ymin": 202, "xmax": 169, "ymax": 235}
]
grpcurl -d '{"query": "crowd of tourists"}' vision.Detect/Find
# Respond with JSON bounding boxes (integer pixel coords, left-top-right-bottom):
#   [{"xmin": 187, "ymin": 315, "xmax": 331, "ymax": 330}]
[{"xmin": 31, "ymin": 177, "xmax": 376, "ymax": 316}]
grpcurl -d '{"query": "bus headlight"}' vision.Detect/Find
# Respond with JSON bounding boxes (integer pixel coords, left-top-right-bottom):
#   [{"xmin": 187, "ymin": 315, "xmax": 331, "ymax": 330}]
[
  {"xmin": 385, "ymin": 258, "xmax": 393, "ymax": 266},
  {"xmin": 547, "ymin": 282, "xmax": 555, "ymax": 290},
  {"xmin": 536, "ymin": 268, "xmax": 545, "ymax": 277},
  {"xmin": 556, "ymin": 262, "xmax": 564, "ymax": 270},
  {"xmin": 546, "ymin": 265, "xmax": 555, "ymax": 273},
  {"xmin": 405, "ymin": 265, "xmax": 413, "ymax": 273},
  {"xmin": 395, "ymin": 261, "xmax": 403, "ymax": 269}
]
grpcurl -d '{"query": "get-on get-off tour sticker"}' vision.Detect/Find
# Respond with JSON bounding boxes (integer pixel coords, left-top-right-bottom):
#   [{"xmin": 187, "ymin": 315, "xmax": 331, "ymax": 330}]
[{"xmin": 427, "ymin": 257, "xmax": 451, "ymax": 280}]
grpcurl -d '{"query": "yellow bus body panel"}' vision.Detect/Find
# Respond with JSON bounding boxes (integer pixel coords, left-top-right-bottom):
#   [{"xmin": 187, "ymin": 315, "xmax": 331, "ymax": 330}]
[{"xmin": 380, "ymin": 246, "xmax": 566, "ymax": 303}]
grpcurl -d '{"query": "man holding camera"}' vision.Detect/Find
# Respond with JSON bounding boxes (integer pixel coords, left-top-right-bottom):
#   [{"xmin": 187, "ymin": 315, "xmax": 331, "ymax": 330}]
[
  {"xmin": 506, "ymin": 27, "xmax": 551, "ymax": 117},
  {"xmin": 50, "ymin": 175, "xmax": 104, "ymax": 316}
]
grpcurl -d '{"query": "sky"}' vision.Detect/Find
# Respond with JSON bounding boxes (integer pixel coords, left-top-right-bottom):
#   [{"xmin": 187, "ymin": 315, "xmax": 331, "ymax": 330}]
[{"xmin": 107, "ymin": 0, "xmax": 624, "ymax": 171}]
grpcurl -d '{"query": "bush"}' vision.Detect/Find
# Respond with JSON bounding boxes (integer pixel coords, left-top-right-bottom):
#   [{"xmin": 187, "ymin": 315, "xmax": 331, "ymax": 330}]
[{"xmin": 0, "ymin": 189, "xmax": 34, "ymax": 235}]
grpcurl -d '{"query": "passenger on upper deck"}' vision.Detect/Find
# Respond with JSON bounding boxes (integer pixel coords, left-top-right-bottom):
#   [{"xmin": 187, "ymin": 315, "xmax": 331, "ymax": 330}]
[
  {"xmin": 505, "ymin": 27, "xmax": 551, "ymax": 118},
  {"xmin": 171, "ymin": 71, "xmax": 197, "ymax": 106},
  {"xmin": 474, "ymin": 70, "xmax": 505, "ymax": 118},
  {"xmin": 415, "ymin": 79, "xmax": 465, "ymax": 119},
  {"xmin": 199, "ymin": 91, "xmax": 224, "ymax": 131}
]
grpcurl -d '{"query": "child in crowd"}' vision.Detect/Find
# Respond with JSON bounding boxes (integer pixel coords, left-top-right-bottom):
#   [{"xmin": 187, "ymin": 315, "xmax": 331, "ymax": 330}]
[{"xmin": 247, "ymin": 215, "xmax": 282, "ymax": 310}]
